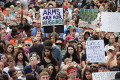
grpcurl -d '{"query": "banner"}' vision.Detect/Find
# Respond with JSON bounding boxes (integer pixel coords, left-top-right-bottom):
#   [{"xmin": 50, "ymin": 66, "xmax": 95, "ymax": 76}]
[
  {"xmin": 40, "ymin": 8, "xmax": 64, "ymax": 26},
  {"xmin": 86, "ymin": 40, "xmax": 105, "ymax": 63},
  {"xmin": 92, "ymin": 71, "xmax": 119, "ymax": 80},
  {"xmin": 100, "ymin": 12, "xmax": 120, "ymax": 32}
]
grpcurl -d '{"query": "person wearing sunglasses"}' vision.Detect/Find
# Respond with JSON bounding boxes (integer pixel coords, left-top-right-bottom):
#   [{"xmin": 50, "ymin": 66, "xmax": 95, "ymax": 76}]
[
  {"xmin": 0, "ymin": 24, "xmax": 6, "ymax": 33},
  {"xmin": 24, "ymin": 41, "xmax": 31, "ymax": 56},
  {"xmin": 18, "ymin": 39, "xmax": 24, "ymax": 47}
]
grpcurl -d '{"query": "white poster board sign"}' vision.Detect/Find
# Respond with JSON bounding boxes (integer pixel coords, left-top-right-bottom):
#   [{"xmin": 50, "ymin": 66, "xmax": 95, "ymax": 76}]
[
  {"xmin": 100, "ymin": 12, "xmax": 120, "ymax": 32},
  {"xmin": 40, "ymin": 8, "xmax": 64, "ymax": 26},
  {"xmin": 92, "ymin": 71, "xmax": 119, "ymax": 80},
  {"xmin": 86, "ymin": 40, "xmax": 105, "ymax": 63}
]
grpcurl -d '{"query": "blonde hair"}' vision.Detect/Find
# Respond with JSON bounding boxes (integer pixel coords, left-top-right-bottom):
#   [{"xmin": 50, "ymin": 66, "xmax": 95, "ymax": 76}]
[{"xmin": 64, "ymin": 58, "xmax": 72, "ymax": 64}]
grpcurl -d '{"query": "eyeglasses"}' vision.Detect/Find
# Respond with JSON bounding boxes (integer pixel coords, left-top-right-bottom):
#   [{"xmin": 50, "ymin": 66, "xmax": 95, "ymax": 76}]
[
  {"xmin": 79, "ymin": 37, "xmax": 83, "ymax": 39},
  {"xmin": 118, "ymin": 7, "xmax": 120, "ymax": 8},
  {"xmin": 33, "ymin": 40, "xmax": 37, "ymax": 43},
  {"xmin": 90, "ymin": 66, "xmax": 97, "ymax": 68},
  {"xmin": 37, "ymin": 23, "xmax": 41, "ymax": 24},
  {"xmin": 8, "ymin": 60, "xmax": 14, "ymax": 62},
  {"xmin": 1, "ymin": 27, "xmax": 5, "ymax": 30},
  {"xmin": 19, "ymin": 42, "xmax": 24, "ymax": 44},
  {"xmin": 17, "ymin": 17, "xmax": 20, "ymax": 18},
  {"xmin": 25, "ymin": 44, "xmax": 30, "ymax": 46},
  {"xmin": 78, "ymin": 47, "xmax": 82, "ymax": 48}
]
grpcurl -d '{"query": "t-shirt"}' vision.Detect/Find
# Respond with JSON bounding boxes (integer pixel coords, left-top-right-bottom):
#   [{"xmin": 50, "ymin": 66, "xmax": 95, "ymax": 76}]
[
  {"xmin": 3, "ymin": 67, "xmax": 20, "ymax": 78},
  {"xmin": 3, "ymin": 67, "xmax": 20, "ymax": 74},
  {"xmin": 41, "ymin": 57, "xmax": 57, "ymax": 67}
]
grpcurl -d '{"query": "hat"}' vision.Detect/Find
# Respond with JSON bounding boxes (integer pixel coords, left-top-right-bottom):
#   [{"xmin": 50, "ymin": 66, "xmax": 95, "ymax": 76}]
[
  {"xmin": 11, "ymin": 29, "xmax": 20, "ymax": 37},
  {"xmin": 29, "ymin": 2, "xmax": 34, "ymax": 5},
  {"xmin": 108, "ymin": 46, "xmax": 115, "ymax": 51},
  {"xmin": 68, "ymin": 39, "xmax": 77, "ymax": 43},
  {"xmin": 16, "ymin": 1, "xmax": 20, "ymax": 4},
  {"xmin": 10, "ymin": 22, "xmax": 18, "ymax": 28},
  {"xmin": 38, "ymin": 0, "xmax": 42, "ymax": 2},
  {"xmin": 67, "ymin": 25, "xmax": 73, "ymax": 29},
  {"xmin": 10, "ymin": 22, "xmax": 17, "ymax": 26},
  {"xmin": 63, "ymin": 5, "xmax": 67, "ymax": 9},
  {"xmin": 10, "ymin": 5, "xmax": 14, "ymax": 8},
  {"xmin": 74, "ymin": 8, "xmax": 79, "ymax": 11},
  {"xmin": 77, "ymin": 4, "xmax": 81, "ymax": 7},
  {"xmin": 23, "ymin": 23, "xmax": 32, "ymax": 32},
  {"xmin": 32, "ymin": 20, "xmax": 37, "ymax": 23},
  {"xmin": 56, "ymin": 40, "xmax": 63, "ymax": 44},
  {"xmin": 65, "ymin": 36, "xmax": 74, "ymax": 42}
]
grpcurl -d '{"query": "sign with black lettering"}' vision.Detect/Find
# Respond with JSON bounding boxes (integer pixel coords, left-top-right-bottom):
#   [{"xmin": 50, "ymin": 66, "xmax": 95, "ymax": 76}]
[
  {"xmin": 40, "ymin": 8, "xmax": 64, "ymax": 26},
  {"xmin": 86, "ymin": 40, "xmax": 105, "ymax": 63},
  {"xmin": 92, "ymin": 71, "xmax": 119, "ymax": 80}
]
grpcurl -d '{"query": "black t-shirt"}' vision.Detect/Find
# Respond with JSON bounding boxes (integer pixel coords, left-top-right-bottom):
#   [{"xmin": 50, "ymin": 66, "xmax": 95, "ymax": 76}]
[
  {"xmin": 81, "ymin": 53, "xmax": 92, "ymax": 65},
  {"xmin": 41, "ymin": 57, "xmax": 57, "ymax": 67}
]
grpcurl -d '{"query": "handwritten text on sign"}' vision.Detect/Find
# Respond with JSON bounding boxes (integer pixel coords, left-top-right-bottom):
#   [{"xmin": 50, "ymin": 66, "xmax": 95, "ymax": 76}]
[
  {"xmin": 92, "ymin": 71, "xmax": 119, "ymax": 80},
  {"xmin": 86, "ymin": 40, "xmax": 105, "ymax": 63},
  {"xmin": 40, "ymin": 8, "xmax": 64, "ymax": 26}
]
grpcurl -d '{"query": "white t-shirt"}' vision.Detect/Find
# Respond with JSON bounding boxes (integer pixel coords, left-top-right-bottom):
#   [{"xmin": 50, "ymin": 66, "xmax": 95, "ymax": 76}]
[{"xmin": 3, "ymin": 67, "xmax": 20, "ymax": 78}]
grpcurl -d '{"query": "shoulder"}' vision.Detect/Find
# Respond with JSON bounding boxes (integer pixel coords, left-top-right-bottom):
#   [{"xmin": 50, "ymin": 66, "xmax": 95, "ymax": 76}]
[
  {"xmin": 29, "ymin": 45, "xmax": 34, "ymax": 49},
  {"xmin": 38, "ymin": 44, "xmax": 44, "ymax": 46},
  {"xmin": 24, "ymin": 65, "xmax": 31, "ymax": 69},
  {"xmin": 3, "ymin": 67, "xmax": 9, "ymax": 71},
  {"xmin": 76, "ymin": 78, "xmax": 82, "ymax": 80},
  {"xmin": 15, "ymin": 67, "xmax": 20, "ymax": 70}
]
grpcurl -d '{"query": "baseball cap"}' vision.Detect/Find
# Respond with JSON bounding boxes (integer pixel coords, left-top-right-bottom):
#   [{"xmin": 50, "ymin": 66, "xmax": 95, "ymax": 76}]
[
  {"xmin": 63, "ymin": 5, "xmax": 67, "ymax": 9},
  {"xmin": 68, "ymin": 39, "xmax": 77, "ymax": 43},
  {"xmin": 67, "ymin": 25, "xmax": 73, "ymax": 29},
  {"xmin": 108, "ymin": 46, "xmax": 115, "ymax": 51},
  {"xmin": 16, "ymin": 1, "xmax": 20, "ymax": 4},
  {"xmin": 65, "ymin": 35, "xmax": 74, "ymax": 42}
]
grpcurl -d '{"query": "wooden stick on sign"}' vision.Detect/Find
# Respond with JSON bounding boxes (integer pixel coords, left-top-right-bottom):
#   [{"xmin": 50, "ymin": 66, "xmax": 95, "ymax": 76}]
[{"xmin": 53, "ymin": 25, "xmax": 55, "ymax": 43}]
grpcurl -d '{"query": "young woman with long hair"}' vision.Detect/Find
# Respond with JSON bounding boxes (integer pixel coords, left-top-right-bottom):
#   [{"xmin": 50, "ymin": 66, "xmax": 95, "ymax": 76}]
[
  {"xmin": 41, "ymin": 46, "xmax": 58, "ymax": 71},
  {"xmin": 6, "ymin": 43, "xmax": 14, "ymax": 58},
  {"xmin": 15, "ymin": 50, "xmax": 29, "ymax": 70},
  {"xmin": 62, "ymin": 45, "xmax": 80, "ymax": 64}
]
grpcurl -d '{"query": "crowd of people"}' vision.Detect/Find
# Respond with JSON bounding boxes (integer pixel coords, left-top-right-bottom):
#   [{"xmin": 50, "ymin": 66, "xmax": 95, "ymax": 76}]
[{"xmin": 0, "ymin": 0, "xmax": 120, "ymax": 80}]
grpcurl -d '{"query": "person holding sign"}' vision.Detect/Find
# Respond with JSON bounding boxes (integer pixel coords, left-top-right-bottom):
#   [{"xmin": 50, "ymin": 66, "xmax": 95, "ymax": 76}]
[{"xmin": 105, "ymin": 46, "xmax": 117, "ymax": 69}]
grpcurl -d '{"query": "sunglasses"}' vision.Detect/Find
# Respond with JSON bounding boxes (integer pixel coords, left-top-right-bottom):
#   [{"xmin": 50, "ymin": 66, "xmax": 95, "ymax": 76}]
[
  {"xmin": 38, "ymin": 23, "xmax": 41, "ymax": 24},
  {"xmin": 56, "ymin": 43, "xmax": 62, "ymax": 45},
  {"xmin": 33, "ymin": 40, "xmax": 37, "ymax": 43},
  {"xmin": 1, "ymin": 27, "xmax": 5, "ymax": 30},
  {"xmin": 90, "ymin": 66, "xmax": 97, "ymax": 68},
  {"xmin": 78, "ymin": 47, "xmax": 82, "ymax": 48},
  {"xmin": 25, "ymin": 44, "xmax": 30, "ymax": 46},
  {"xmin": 19, "ymin": 42, "xmax": 24, "ymax": 44}
]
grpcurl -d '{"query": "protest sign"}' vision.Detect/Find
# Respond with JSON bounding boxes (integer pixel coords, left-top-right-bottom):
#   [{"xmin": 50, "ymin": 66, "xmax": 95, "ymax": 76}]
[
  {"xmin": 86, "ymin": 40, "xmax": 105, "ymax": 63},
  {"xmin": 40, "ymin": 8, "xmax": 64, "ymax": 26},
  {"xmin": 100, "ymin": 12, "xmax": 120, "ymax": 32},
  {"xmin": 92, "ymin": 71, "xmax": 119, "ymax": 80}
]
